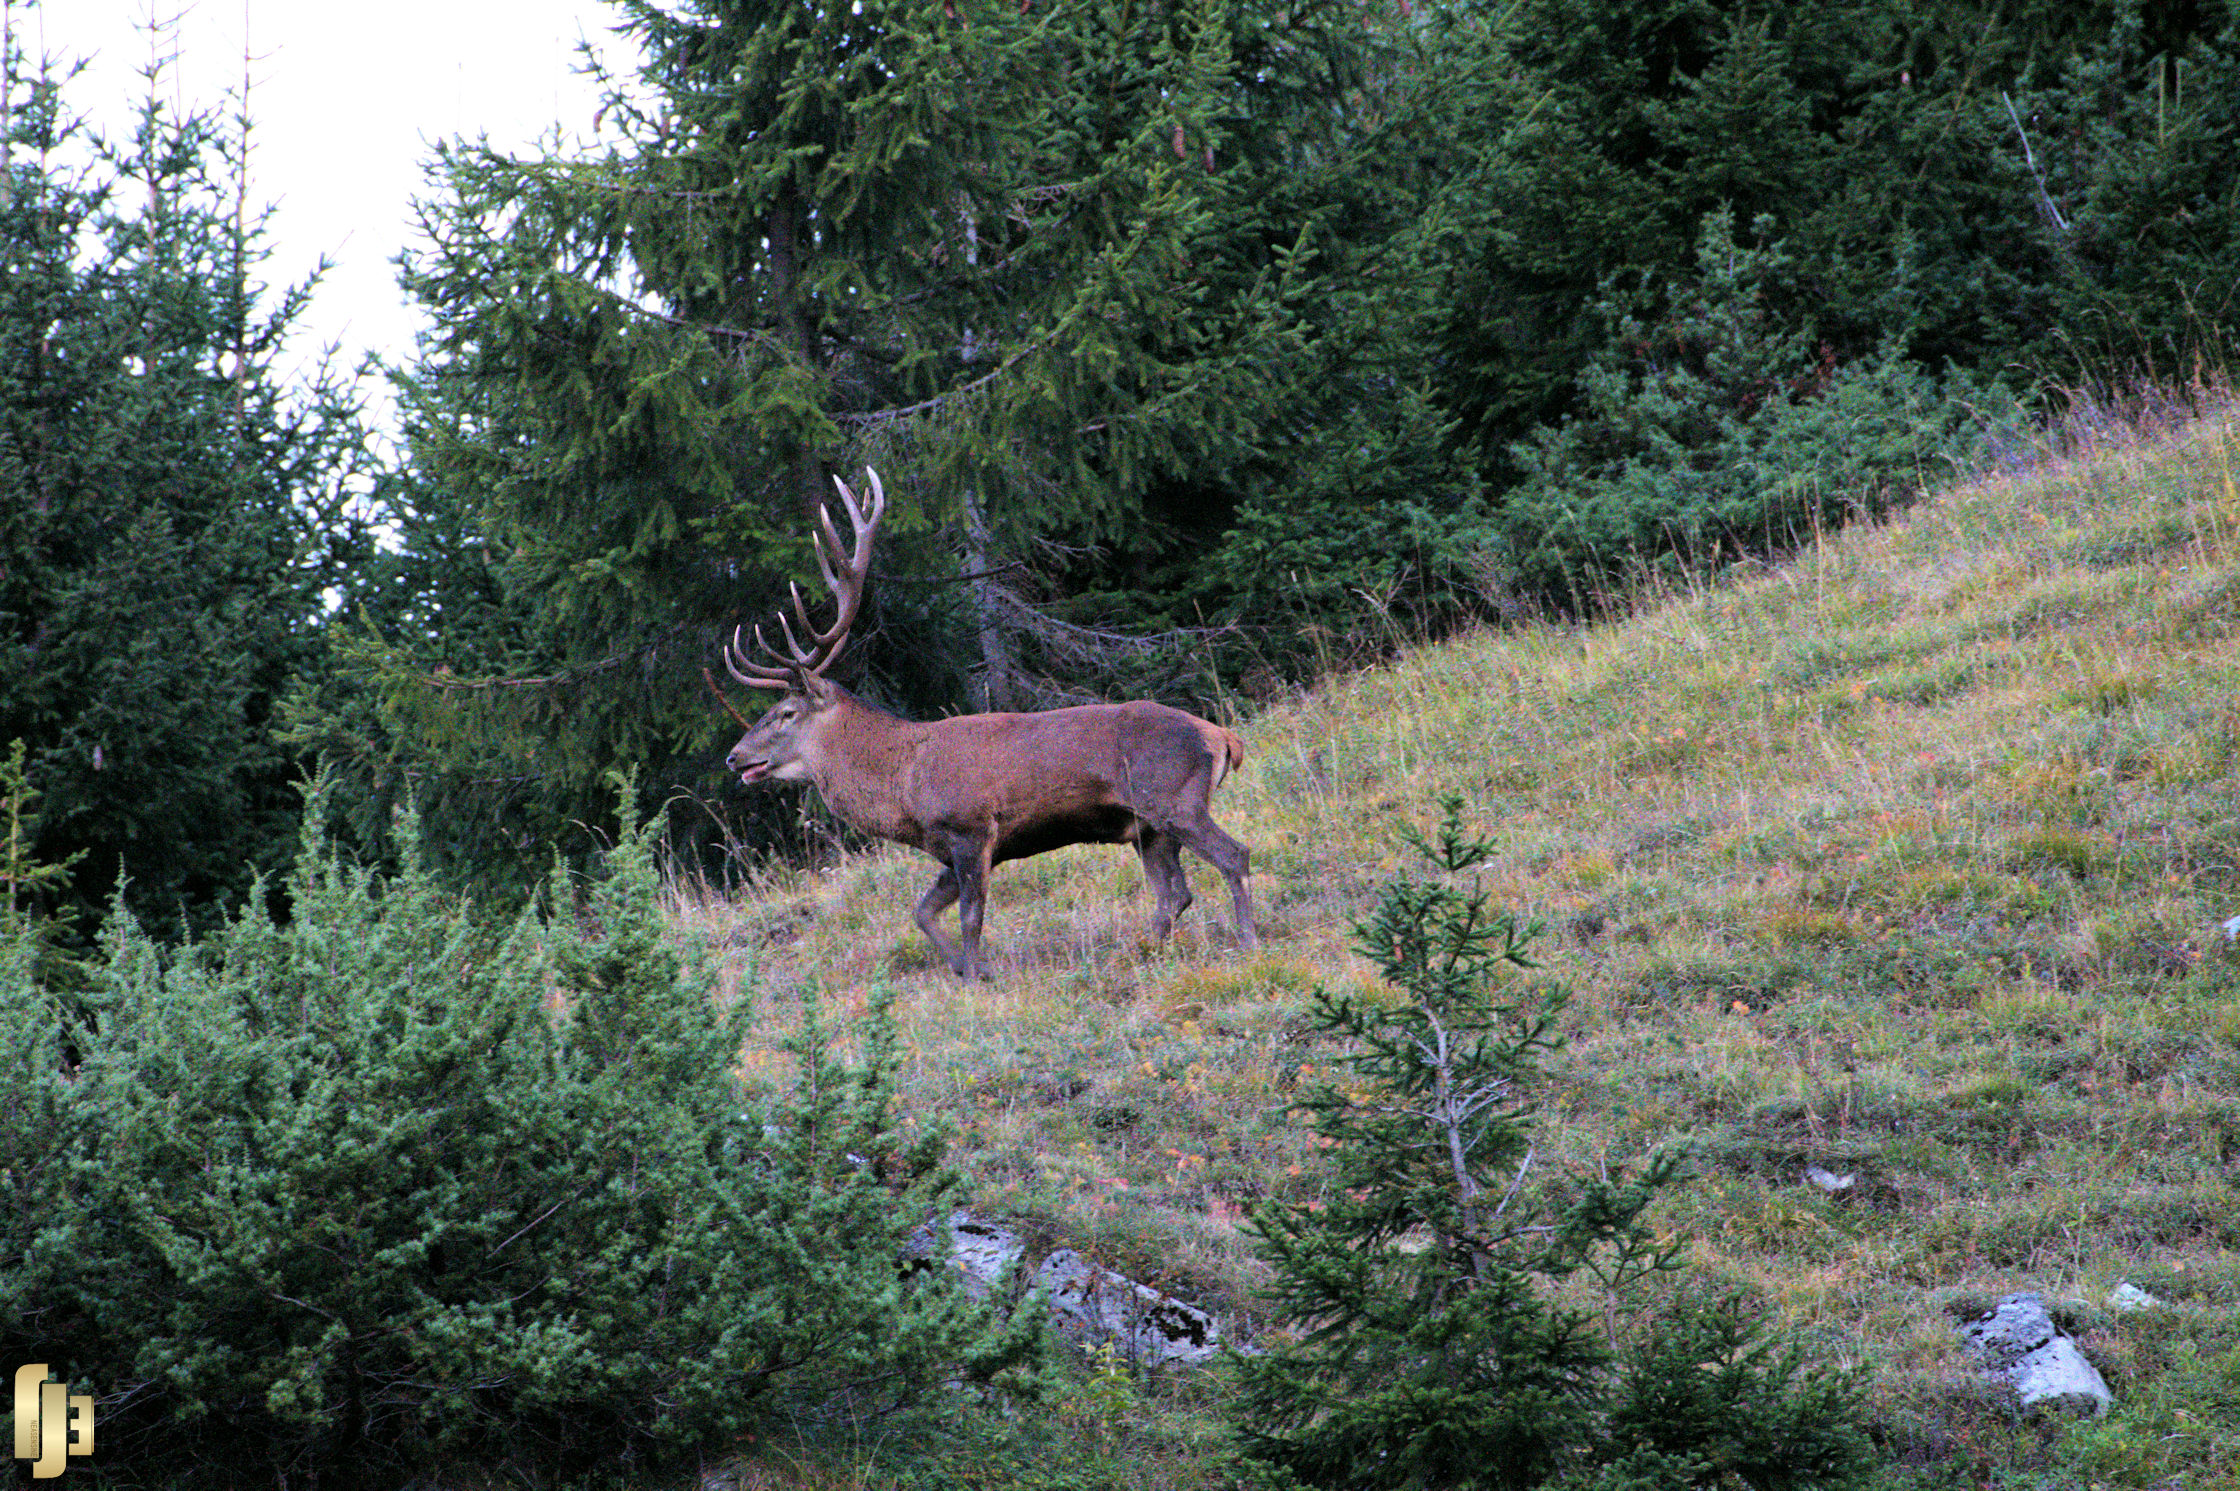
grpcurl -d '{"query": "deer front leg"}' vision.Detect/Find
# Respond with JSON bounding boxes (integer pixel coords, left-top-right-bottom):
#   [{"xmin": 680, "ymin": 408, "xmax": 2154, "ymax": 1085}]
[
  {"xmin": 952, "ymin": 834, "xmax": 996, "ymax": 981},
  {"xmin": 913, "ymin": 865, "xmax": 968, "ymax": 977}
]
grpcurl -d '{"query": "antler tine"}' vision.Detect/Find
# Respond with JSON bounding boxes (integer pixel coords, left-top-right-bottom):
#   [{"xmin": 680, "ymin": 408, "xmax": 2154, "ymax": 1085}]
[
  {"xmin": 817, "ymin": 470, "xmax": 886, "ymax": 582},
  {"xmin": 812, "ymin": 500, "xmax": 848, "ymax": 596},
  {"xmin": 724, "ymin": 623, "xmax": 796, "ymax": 690},
  {"xmin": 757, "ymin": 619, "xmax": 810, "ymax": 669},
  {"xmin": 787, "ymin": 579, "xmax": 844, "ymax": 650},
  {"xmin": 847, "ymin": 468, "xmax": 887, "ymax": 566},
  {"xmin": 787, "ymin": 467, "xmax": 885, "ymax": 678},
  {"xmin": 727, "ymin": 466, "xmax": 889, "ymax": 690},
  {"xmin": 771, "ymin": 608, "xmax": 821, "ymax": 667}
]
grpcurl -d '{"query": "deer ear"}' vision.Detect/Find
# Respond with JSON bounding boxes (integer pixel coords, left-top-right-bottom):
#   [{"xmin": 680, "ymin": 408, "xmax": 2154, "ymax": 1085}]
[{"xmin": 798, "ymin": 671, "xmax": 839, "ymax": 707}]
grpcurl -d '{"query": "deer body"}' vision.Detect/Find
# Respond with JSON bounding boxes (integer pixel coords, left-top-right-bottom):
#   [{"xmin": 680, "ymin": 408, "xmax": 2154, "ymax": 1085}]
[
  {"xmin": 729, "ymin": 680, "xmax": 1255, "ymax": 980},
  {"xmin": 721, "ymin": 470, "xmax": 1255, "ymax": 980}
]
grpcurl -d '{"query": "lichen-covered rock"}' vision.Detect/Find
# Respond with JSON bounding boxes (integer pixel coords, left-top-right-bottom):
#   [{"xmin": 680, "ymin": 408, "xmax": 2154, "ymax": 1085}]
[
  {"xmin": 1031, "ymin": 1247, "xmax": 1222, "ymax": 1366},
  {"xmin": 946, "ymin": 1212, "xmax": 1028, "ymax": 1301},
  {"xmin": 1961, "ymin": 1291, "xmax": 2111, "ymax": 1417},
  {"xmin": 909, "ymin": 1210, "xmax": 1228, "ymax": 1365}
]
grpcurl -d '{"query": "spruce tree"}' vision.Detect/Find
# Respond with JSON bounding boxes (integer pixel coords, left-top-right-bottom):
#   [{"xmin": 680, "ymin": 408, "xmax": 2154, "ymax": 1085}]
[
  {"xmin": 1424, "ymin": 0, "xmax": 2240, "ymax": 610},
  {"xmin": 1231, "ymin": 798, "xmax": 1870, "ymax": 1491},
  {"xmin": 0, "ymin": 23, "xmax": 369, "ymax": 938},
  {"xmin": 339, "ymin": 0, "xmax": 1478, "ymax": 886}
]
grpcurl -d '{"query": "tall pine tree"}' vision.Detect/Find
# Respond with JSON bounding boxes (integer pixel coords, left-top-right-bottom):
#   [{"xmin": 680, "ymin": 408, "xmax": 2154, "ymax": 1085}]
[
  {"xmin": 341, "ymin": 0, "xmax": 1468, "ymax": 885},
  {"xmin": 0, "ymin": 16, "xmax": 369, "ymax": 939}
]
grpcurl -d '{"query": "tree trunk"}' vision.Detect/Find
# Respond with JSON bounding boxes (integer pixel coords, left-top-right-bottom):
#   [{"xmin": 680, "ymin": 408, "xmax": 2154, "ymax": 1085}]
[
  {"xmin": 766, "ymin": 184, "xmax": 825, "ymax": 521},
  {"xmin": 960, "ymin": 485, "xmax": 1019, "ymax": 712}
]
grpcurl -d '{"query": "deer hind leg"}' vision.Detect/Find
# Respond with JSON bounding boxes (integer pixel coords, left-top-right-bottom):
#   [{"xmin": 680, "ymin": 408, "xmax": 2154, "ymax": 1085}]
[
  {"xmin": 1170, "ymin": 811, "xmax": 1256, "ymax": 950},
  {"xmin": 913, "ymin": 865, "xmax": 969, "ymax": 978},
  {"xmin": 1136, "ymin": 826, "xmax": 1193, "ymax": 940}
]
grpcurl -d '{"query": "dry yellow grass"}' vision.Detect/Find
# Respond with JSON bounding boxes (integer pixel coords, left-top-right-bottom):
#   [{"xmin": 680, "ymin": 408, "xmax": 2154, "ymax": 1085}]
[{"xmin": 674, "ymin": 408, "xmax": 2240, "ymax": 1489}]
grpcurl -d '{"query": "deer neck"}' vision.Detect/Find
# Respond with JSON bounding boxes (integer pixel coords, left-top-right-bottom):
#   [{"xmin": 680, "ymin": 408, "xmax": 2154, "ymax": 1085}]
[{"xmin": 805, "ymin": 692, "xmax": 925, "ymax": 845}]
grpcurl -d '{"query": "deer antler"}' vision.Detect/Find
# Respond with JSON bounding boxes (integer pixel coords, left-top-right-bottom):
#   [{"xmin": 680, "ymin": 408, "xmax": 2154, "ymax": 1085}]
[{"xmin": 724, "ymin": 468, "xmax": 887, "ymax": 690}]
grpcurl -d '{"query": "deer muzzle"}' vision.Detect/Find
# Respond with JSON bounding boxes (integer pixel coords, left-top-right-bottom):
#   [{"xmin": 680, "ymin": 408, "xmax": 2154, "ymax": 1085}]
[{"xmin": 727, "ymin": 742, "xmax": 773, "ymax": 784}]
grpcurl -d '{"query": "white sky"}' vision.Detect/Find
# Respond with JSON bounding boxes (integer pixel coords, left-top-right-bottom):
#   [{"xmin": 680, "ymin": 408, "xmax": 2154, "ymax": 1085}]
[{"xmin": 25, "ymin": 0, "xmax": 623, "ymax": 434}]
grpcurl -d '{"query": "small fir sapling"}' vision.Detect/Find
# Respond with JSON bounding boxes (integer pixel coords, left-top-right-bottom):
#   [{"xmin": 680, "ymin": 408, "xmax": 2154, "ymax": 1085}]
[{"xmin": 1230, "ymin": 796, "xmax": 1871, "ymax": 1491}]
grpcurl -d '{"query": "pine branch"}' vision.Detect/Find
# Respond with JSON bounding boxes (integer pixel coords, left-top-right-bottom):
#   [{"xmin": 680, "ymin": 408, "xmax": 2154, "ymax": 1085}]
[
  {"xmin": 604, "ymin": 289, "xmax": 790, "ymax": 357},
  {"xmin": 833, "ymin": 341, "xmax": 1045, "ymax": 426},
  {"xmin": 415, "ymin": 624, "xmax": 696, "ymax": 694}
]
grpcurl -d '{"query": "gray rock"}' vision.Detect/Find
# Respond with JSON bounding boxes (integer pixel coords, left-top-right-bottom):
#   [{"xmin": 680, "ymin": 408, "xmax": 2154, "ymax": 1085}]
[
  {"xmin": 948, "ymin": 1212, "xmax": 1028, "ymax": 1301},
  {"xmin": 1961, "ymin": 1291, "xmax": 2111, "ymax": 1416},
  {"xmin": 1031, "ymin": 1247, "xmax": 1222, "ymax": 1366},
  {"xmin": 1803, "ymin": 1165, "xmax": 1855, "ymax": 1195},
  {"xmin": 910, "ymin": 1209, "xmax": 1229, "ymax": 1366}
]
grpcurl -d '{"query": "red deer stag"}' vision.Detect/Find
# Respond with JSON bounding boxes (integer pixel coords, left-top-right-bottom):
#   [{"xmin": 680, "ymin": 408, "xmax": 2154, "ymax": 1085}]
[{"xmin": 723, "ymin": 468, "xmax": 1256, "ymax": 980}]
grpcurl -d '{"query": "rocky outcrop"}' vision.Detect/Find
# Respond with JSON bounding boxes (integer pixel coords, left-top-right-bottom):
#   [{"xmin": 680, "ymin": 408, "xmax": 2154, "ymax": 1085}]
[
  {"xmin": 1031, "ymin": 1247, "xmax": 1222, "ymax": 1366},
  {"xmin": 945, "ymin": 1211, "xmax": 1029, "ymax": 1302},
  {"xmin": 1960, "ymin": 1292, "xmax": 2111, "ymax": 1417},
  {"xmin": 920, "ymin": 1210, "xmax": 1226, "ymax": 1367}
]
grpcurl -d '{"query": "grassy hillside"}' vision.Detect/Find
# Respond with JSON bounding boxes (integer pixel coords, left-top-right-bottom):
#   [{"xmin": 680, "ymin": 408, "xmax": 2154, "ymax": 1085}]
[{"xmin": 677, "ymin": 403, "xmax": 2240, "ymax": 1490}]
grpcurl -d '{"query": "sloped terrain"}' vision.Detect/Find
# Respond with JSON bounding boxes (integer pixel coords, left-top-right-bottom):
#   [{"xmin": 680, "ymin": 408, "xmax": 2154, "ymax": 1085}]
[{"xmin": 680, "ymin": 408, "xmax": 2240, "ymax": 1490}]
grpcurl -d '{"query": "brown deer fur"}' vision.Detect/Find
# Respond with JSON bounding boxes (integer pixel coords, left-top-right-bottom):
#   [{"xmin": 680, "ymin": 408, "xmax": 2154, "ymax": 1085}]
[{"xmin": 724, "ymin": 470, "xmax": 1255, "ymax": 980}]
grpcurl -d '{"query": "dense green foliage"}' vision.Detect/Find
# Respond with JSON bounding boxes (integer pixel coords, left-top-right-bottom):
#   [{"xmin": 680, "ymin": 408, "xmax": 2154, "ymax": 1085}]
[
  {"xmin": 317, "ymin": 0, "xmax": 2240, "ymax": 892},
  {"xmin": 1230, "ymin": 800, "xmax": 1871, "ymax": 1490},
  {"xmin": 0, "ymin": 791, "xmax": 1039, "ymax": 1487},
  {"xmin": 1432, "ymin": 0, "xmax": 2240, "ymax": 603},
  {"xmin": 1494, "ymin": 212, "xmax": 1990, "ymax": 604},
  {"xmin": 0, "ymin": 40, "xmax": 370, "ymax": 939},
  {"xmin": 303, "ymin": 0, "xmax": 1483, "ymax": 888},
  {"xmin": 14, "ymin": 8, "xmax": 2240, "ymax": 1488}
]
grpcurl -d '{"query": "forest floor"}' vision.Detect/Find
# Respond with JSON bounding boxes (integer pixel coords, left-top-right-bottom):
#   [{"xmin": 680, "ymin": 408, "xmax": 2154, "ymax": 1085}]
[{"xmin": 672, "ymin": 398, "xmax": 2240, "ymax": 1491}]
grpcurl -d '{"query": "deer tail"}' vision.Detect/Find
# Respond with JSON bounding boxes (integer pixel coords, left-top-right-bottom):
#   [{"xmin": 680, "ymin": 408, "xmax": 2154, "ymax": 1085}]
[{"xmin": 1208, "ymin": 725, "xmax": 1245, "ymax": 788}]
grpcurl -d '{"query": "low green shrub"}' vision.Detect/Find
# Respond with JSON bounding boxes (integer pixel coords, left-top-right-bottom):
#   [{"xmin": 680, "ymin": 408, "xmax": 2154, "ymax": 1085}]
[
  {"xmin": 1, "ymin": 788, "xmax": 1039, "ymax": 1487},
  {"xmin": 1496, "ymin": 210, "xmax": 1991, "ymax": 612}
]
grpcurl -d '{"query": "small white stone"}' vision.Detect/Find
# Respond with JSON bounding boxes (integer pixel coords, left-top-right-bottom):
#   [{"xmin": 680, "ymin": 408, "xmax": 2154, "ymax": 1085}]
[{"xmin": 2109, "ymin": 1282, "xmax": 2161, "ymax": 1312}]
